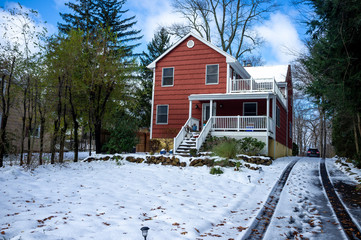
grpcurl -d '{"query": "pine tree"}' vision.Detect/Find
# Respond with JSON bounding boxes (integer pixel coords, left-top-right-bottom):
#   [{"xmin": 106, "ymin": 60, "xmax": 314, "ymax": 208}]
[
  {"xmin": 133, "ymin": 28, "xmax": 171, "ymax": 128},
  {"xmin": 96, "ymin": 0, "xmax": 142, "ymax": 54},
  {"xmin": 58, "ymin": 0, "xmax": 98, "ymax": 35},
  {"xmin": 301, "ymin": 0, "xmax": 361, "ymax": 164}
]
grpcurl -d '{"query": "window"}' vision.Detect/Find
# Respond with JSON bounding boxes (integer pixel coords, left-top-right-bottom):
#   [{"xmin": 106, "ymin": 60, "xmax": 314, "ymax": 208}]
[
  {"xmin": 243, "ymin": 102, "xmax": 257, "ymax": 116},
  {"xmin": 206, "ymin": 64, "xmax": 219, "ymax": 84},
  {"xmin": 276, "ymin": 106, "xmax": 280, "ymax": 128},
  {"xmin": 162, "ymin": 68, "xmax": 174, "ymax": 86},
  {"xmin": 156, "ymin": 105, "xmax": 169, "ymax": 124},
  {"xmin": 289, "ymin": 122, "xmax": 292, "ymax": 139}
]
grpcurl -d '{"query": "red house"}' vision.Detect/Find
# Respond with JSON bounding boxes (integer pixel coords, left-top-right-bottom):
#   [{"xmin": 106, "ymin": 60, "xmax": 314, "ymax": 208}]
[{"xmin": 147, "ymin": 33, "xmax": 293, "ymax": 158}]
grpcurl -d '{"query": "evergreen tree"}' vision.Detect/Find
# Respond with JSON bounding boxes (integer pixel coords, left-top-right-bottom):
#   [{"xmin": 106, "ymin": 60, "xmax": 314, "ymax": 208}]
[
  {"xmin": 58, "ymin": 0, "xmax": 141, "ymax": 153},
  {"xmin": 96, "ymin": 0, "xmax": 142, "ymax": 54},
  {"xmin": 133, "ymin": 28, "xmax": 171, "ymax": 128},
  {"xmin": 301, "ymin": 0, "xmax": 361, "ymax": 165},
  {"xmin": 58, "ymin": 0, "xmax": 98, "ymax": 35}
]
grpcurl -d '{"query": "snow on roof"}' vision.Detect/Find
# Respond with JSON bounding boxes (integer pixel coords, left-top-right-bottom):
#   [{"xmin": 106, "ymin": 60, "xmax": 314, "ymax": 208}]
[{"xmin": 244, "ymin": 65, "xmax": 289, "ymax": 82}]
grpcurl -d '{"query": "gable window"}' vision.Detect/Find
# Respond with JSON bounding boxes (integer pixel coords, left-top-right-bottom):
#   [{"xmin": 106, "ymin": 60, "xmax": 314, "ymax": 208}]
[
  {"xmin": 162, "ymin": 67, "xmax": 174, "ymax": 86},
  {"xmin": 206, "ymin": 64, "xmax": 219, "ymax": 84},
  {"xmin": 243, "ymin": 102, "xmax": 257, "ymax": 116},
  {"xmin": 276, "ymin": 106, "xmax": 281, "ymax": 128},
  {"xmin": 156, "ymin": 105, "xmax": 169, "ymax": 124}
]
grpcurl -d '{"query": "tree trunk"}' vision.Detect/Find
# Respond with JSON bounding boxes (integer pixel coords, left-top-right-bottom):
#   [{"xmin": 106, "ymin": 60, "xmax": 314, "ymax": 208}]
[
  {"xmin": 39, "ymin": 115, "xmax": 45, "ymax": 165},
  {"xmin": 95, "ymin": 121, "xmax": 102, "ymax": 154},
  {"xmin": 69, "ymin": 89, "xmax": 79, "ymax": 162},
  {"xmin": 20, "ymin": 76, "xmax": 29, "ymax": 166},
  {"xmin": 26, "ymin": 116, "xmax": 32, "ymax": 165},
  {"xmin": 51, "ymin": 76, "xmax": 64, "ymax": 164},
  {"xmin": 354, "ymin": 119, "xmax": 360, "ymax": 155},
  {"xmin": 89, "ymin": 130, "xmax": 92, "ymax": 156},
  {"xmin": 73, "ymin": 122, "xmax": 79, "ymax": 162}
]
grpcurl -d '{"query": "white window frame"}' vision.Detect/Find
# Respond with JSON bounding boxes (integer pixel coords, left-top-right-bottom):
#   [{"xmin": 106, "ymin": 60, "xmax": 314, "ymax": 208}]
[
  {"xmin": 156, "ymin": 105, "xmax": 169, "ymax": 125},
  {"xmin": 276, "ymin": 106, "xmax": 281, "ymax": 128},
  {"xmin": 205, "ymin": 64, "xmax": 219, "ymax": 85},
  {"xmin": 243, "ymin": 102, "xmax": 258, "ymax": 116},
  {"xmin": 162, "ymin": 67, "xmax": 174, "ymax": 87}
]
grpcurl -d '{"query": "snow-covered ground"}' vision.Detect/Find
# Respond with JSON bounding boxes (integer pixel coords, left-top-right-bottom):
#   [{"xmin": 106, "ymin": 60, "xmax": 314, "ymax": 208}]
[{"xmin": 0, "ymin": 155, "xmax": 359, "ymax": 240}]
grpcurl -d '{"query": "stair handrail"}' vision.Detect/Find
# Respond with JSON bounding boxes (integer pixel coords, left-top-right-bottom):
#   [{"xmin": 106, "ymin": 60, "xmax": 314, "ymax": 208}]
[
  {"xmin": 196, "ymin": 116, "xmax": 213, "ymax": 150},
  {"xmin": 174, "ymin": 117, "xmax": 199, "ymax": 153}
]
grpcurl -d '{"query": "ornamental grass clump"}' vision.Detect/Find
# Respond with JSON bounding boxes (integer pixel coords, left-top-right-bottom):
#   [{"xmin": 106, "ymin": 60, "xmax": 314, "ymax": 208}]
[{"xmin": 211, "ymin": 138, "xmax": 239, "ymax": 159}]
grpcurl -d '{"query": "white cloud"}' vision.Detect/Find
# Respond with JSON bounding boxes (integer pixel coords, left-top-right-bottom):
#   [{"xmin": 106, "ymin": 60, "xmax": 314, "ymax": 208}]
[
  {"xmin": 255, "ymin": 12, "xmax": 305, "ymax": 65},
  {"xmin": 126, "ymin": 0, "xmax": 185, "ymax": 42},
  {"xmin": 0, "ymin": 2, "xmax": 54, "ymax": 55},
  {"xmin": 53, "ymin": 0, "xmax": 68, "ymax": 9}
]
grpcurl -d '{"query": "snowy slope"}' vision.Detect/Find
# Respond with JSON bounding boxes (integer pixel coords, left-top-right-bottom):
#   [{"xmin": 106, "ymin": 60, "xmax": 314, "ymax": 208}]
[{"xmin": 0, "ymin": 156, "xmax": 294, "ymax": 240}]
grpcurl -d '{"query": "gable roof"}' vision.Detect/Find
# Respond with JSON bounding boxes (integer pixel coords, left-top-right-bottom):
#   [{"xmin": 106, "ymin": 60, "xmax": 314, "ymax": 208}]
[
  {"xmin": 244, "ymin": 65, "xmax": 289, "ymax": 82},
  {"xmin": 147, "ymin": 32, "xmax": 250, "ymax": 79}
]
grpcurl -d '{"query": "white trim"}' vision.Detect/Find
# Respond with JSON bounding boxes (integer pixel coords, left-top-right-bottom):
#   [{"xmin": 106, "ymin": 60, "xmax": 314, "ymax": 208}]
[
  {"xmin": 205, "ymin": 64, "xmax": 219, "ymax": 85},
  {"xmin": 189, "ymin": 92, "xmax": 273, "ymax": 101},
  {"xmin": 226, "ymin": 63, "xmax": 230, "ymax": 93},
  {"xmin": 150, "ymin": 69, "xmax": 156, "ymax": 139},
  {"xmin": 187, "ymin": 40, "xmax": 194, "ymax": 48},
  {"xmin": 156, "ymin": 105, "xmax": 169, "ymax": 125},
  {"xmin": 243, "ymin": 102, "xmax": 258, "ymax": 116},
  {"xmin": 202, "ymin": 102, "xmax": 216, "ymax": 124},
  {"xmin": 161, "ymin": 67, "xmax": 174, "ymax": 87}
]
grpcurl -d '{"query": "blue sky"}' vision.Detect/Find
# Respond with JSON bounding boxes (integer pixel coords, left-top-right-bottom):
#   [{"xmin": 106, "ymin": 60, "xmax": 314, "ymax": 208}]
[{"xmin": 1, "ymin": 0, "xmax": 308, "ymax": 65}]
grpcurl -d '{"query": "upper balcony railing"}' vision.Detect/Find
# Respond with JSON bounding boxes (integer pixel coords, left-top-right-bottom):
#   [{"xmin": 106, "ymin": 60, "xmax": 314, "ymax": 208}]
[{"xmin": 230, "ymin": 78, "xmax": 287, "ymax": 106}]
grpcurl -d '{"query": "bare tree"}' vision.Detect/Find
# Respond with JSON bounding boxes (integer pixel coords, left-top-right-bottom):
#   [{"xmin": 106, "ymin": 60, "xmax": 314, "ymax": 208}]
[{"xmin": 170, "ymin": 0, "xmax": 277, "ymax": 60}]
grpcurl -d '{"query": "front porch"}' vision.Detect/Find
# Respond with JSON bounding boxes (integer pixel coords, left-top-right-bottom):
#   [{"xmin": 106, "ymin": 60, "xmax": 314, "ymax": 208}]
[{"xmin": 173, "ymin": 86, "xmax": 286, "ymax": 157}]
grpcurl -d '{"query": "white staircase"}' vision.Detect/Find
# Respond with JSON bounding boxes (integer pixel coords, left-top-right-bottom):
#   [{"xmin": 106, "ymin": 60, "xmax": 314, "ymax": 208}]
[{"xmin": 175, "ymin": 132, "xmax": 199, "ymax": 156}]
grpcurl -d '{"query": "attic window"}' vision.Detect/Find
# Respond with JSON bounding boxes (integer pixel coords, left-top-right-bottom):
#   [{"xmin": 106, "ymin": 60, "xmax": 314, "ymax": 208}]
[{"xmin": 187, "ymin": 40, "xmax": 194, "ymax": 48}]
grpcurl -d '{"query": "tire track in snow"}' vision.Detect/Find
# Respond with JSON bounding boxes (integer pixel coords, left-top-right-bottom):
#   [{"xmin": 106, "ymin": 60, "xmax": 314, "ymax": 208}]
[
  {"xmin": 320, "ymin": 158, "xmax": 361, "ymax": 239},
  {"xmin": 242, "ymin": 158, "xmax": 300, "ymax": 240}
]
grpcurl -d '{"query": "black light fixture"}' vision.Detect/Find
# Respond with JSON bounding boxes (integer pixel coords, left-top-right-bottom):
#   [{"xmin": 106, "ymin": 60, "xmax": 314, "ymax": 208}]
[
  {"xmin": 140, "ymin": 226, "xmax": 150, "ymax": 240},
  {"xmin": 195, "ymin": 104, "xmax": 199, "ymax": 109}
]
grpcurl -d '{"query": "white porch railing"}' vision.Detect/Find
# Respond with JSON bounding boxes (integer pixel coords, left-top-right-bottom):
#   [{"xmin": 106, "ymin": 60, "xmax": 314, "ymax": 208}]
[
  {"xmin": 231, "ymin": 78, "xmax": 287, "ymax": 106},
  {"xmin": 173, "ymin": 117, "xmax": 199, "ymax": 153},
  {"xmin": 212, "ymin": 116, "xmax": 271, "ymax": 131},
  {"xmin": 195, "ymin": 117, "xmax": 213, "ymax": 150}
]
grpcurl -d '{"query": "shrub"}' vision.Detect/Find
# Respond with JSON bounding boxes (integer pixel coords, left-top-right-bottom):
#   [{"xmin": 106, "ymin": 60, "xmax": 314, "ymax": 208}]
[
  {"xmin": 292, "ymin": 142, "xmax": 299, "ymax": 156},
  {"xmin": 210, "ymin": 167, "xmax": 223, "ymax": 175},
  {"xmin": 239, "ymin": 137, "xmax": 265, "ymax": 156},
  {"xmin": 103, "ymin": 118, "xmax": 138, "ymax": 154},
  {"xmin": 150, "ymin": 139, "xmax": 161, "ymax": 153},
  {"xmin": 212, "ymin": 139, "xmax": 239, "ymax": 159},
  {"xmin": 189, "ymin": 148, "xmax": 197, "ymax": 157}
]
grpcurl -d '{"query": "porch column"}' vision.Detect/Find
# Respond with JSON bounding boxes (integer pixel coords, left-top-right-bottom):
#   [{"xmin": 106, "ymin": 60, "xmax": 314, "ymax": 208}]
[
  {"xmin": 209, "ymin": 99, "xmax": 213, "ymax": 119},
  {"xmin": 266, "ymin": 97, "xmax": 270, "ymax": 156},
  {"xmin": 189, "ymin": 100, "xmax": 192, "ymax": 119},
  {"xmin": 273, "ymin": 95, "xmax": 277, "ymax": 159},
  {"xmin": 266, "ymin": 97, "xmax": 270, "ymax": 131}
]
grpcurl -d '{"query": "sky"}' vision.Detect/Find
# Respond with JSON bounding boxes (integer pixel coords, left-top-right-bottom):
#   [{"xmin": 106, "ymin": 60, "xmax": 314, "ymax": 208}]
[{"xmin": 0, "ymin": 0, "xmax": 308, "ymax": 66}]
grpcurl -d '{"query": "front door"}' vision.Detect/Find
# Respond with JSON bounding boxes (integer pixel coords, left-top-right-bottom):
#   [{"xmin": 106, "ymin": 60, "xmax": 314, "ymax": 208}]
[{"xmin": 202, "ymin": 103, "xmax": 216, "ymax": 124}]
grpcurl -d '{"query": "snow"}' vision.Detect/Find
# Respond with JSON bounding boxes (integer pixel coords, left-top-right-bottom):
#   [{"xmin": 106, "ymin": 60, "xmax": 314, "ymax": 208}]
[
  {"xmin": 244, "ymin": 65, "xmax": 289, "ymax": 82},
  {"xmin": 1, "ymin": 155, "xmax": 359, "ymax": 239}
]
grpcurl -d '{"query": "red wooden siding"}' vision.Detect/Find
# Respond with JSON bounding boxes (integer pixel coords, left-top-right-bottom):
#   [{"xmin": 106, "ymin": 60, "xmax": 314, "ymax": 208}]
[
  {"xmin": 276, "ymin": 99, "xmax": 287, "ymax": 146},
  {"xmin": 215, "ymin": 99, "xmax": 268, "ymax": 116},
  {"xmin": 152, "ymin": 36, "xmax": 227, "ymax": 138}
]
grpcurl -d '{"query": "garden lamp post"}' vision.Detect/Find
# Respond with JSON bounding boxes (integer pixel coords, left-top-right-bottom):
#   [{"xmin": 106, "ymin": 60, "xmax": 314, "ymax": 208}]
[
  {"xmin": 247, "ymin": 175, "xmax": 251, "ymax": 183},
  {"xmin": 140, "ymin": 226, "xmax": 150, "ymax": 240}
]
